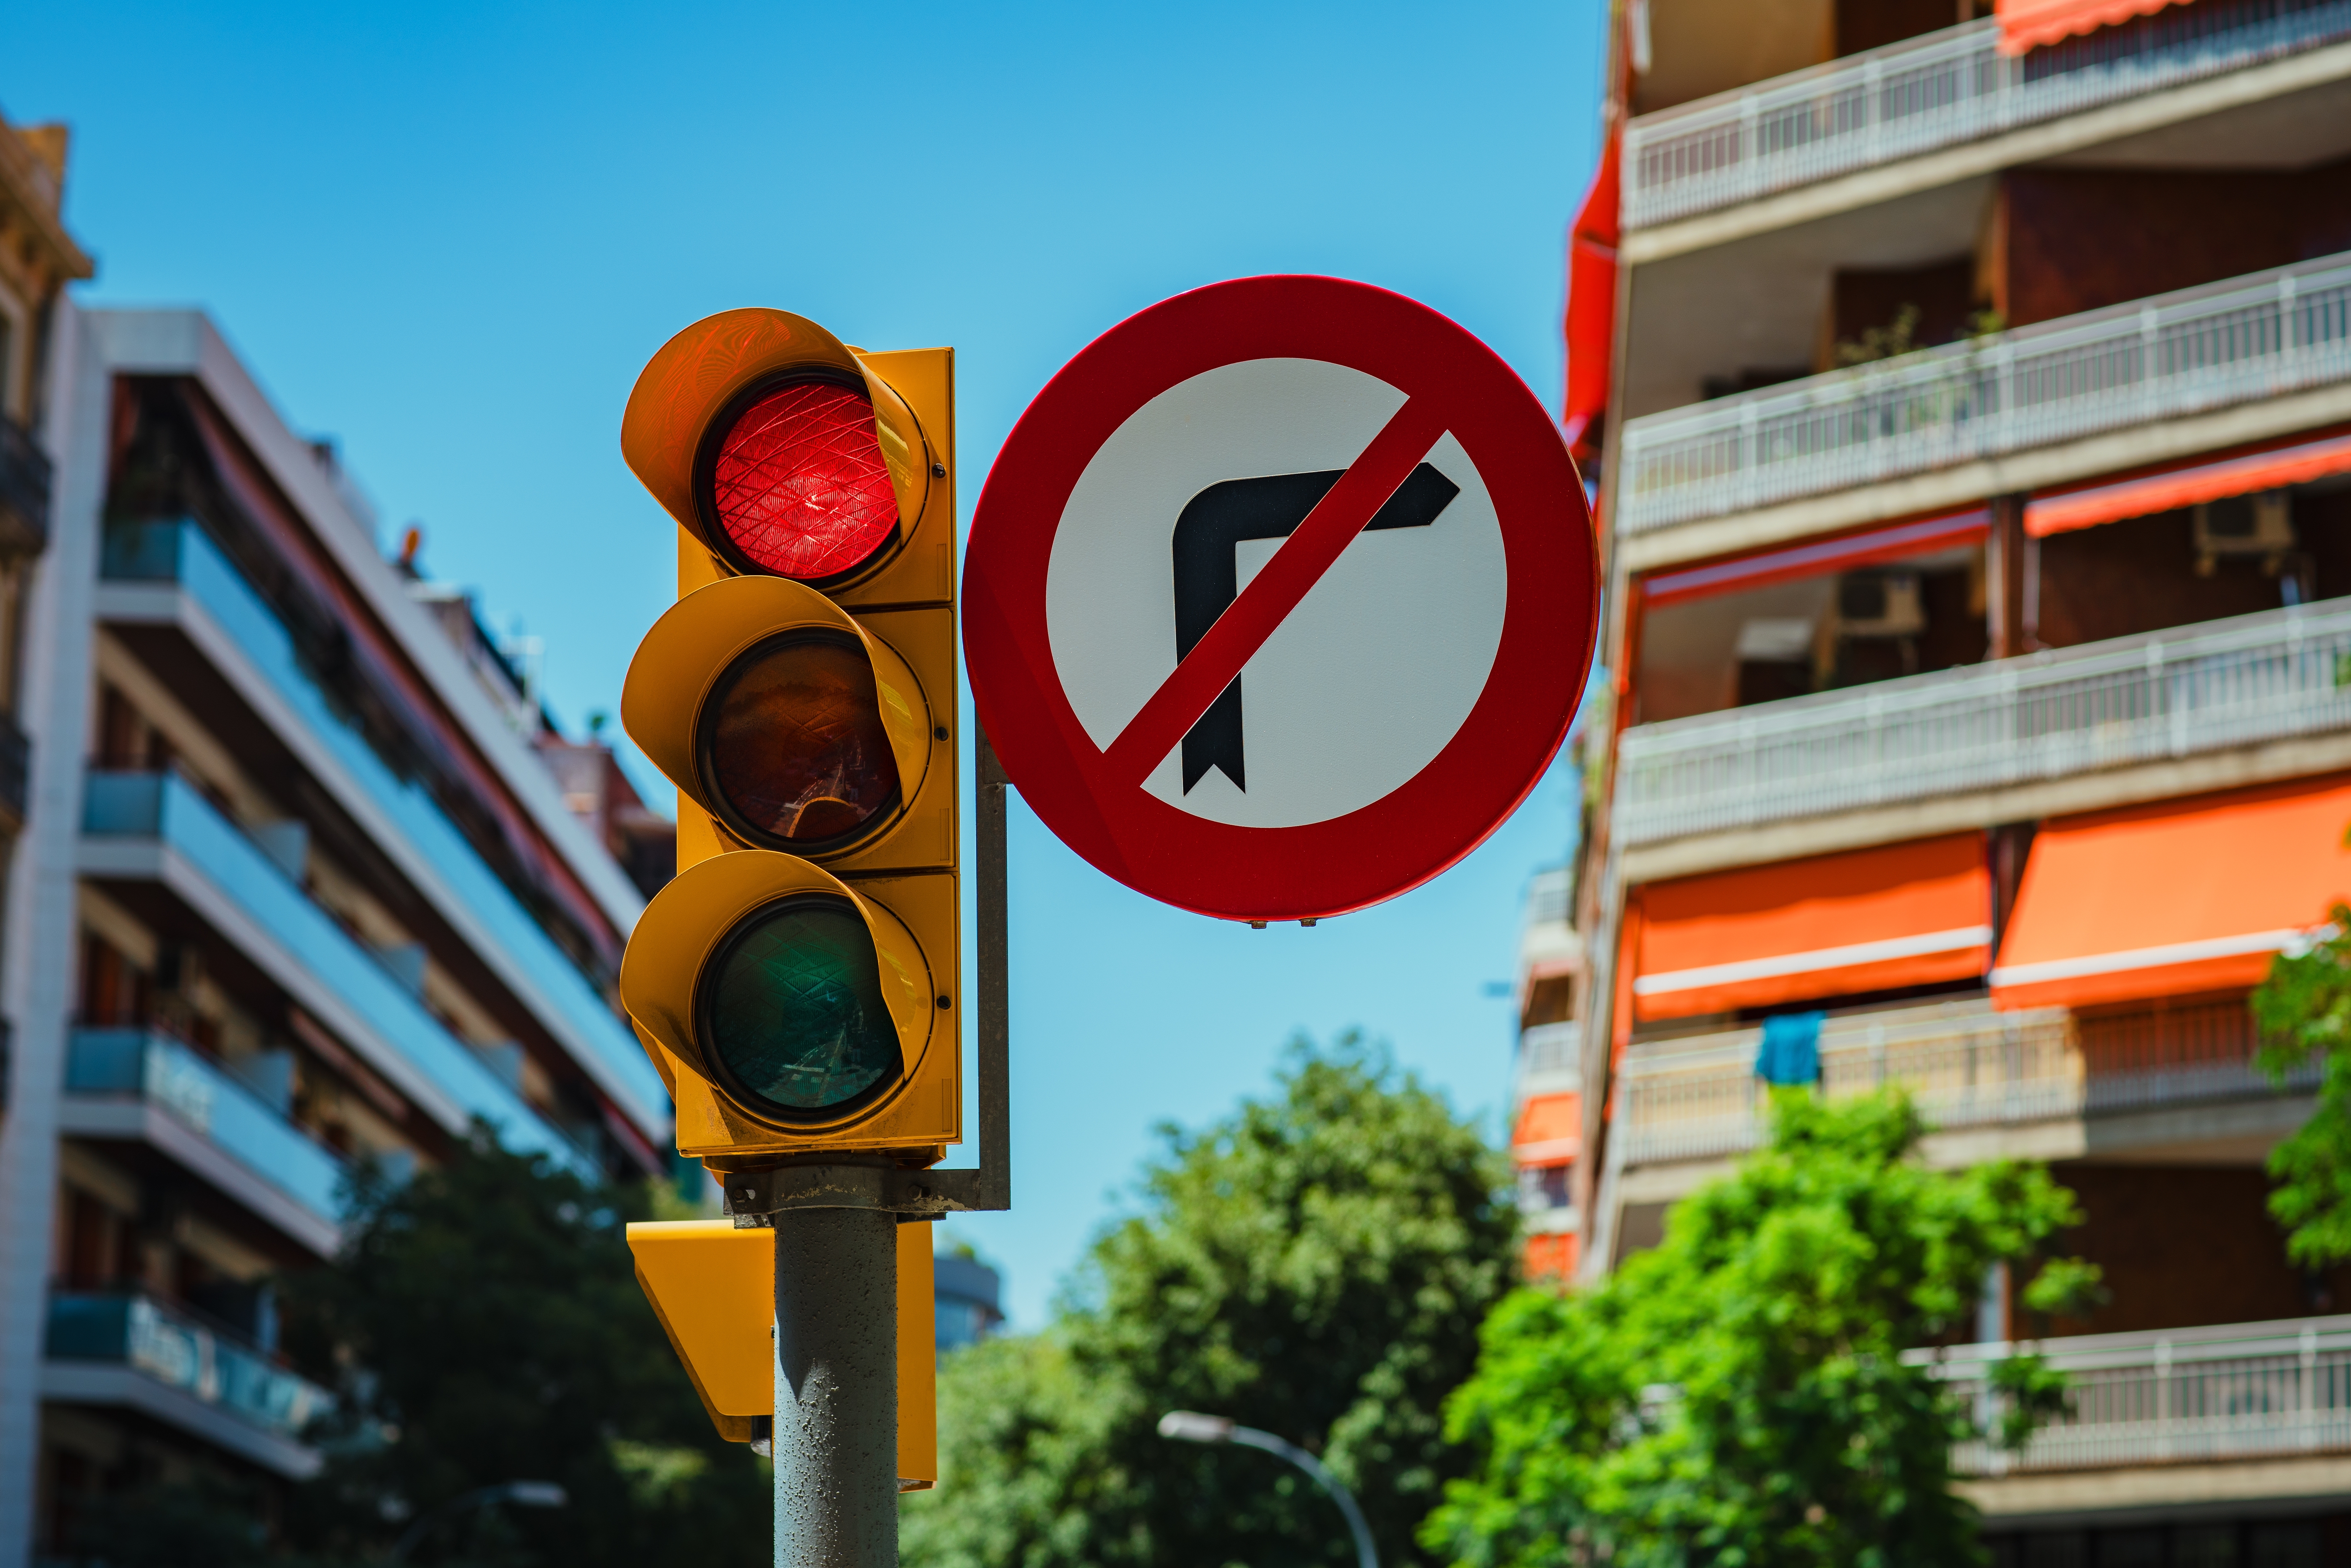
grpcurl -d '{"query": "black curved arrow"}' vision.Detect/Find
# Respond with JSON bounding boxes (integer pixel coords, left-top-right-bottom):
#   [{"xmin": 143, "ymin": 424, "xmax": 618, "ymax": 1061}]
[{"xmin": 1170, "ymin": 462, "xmax": 1458, "ymax": 794}]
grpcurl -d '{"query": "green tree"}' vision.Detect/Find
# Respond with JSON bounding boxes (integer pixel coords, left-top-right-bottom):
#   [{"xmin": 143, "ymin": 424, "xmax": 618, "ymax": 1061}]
[
  {"xmin": 2253, "ymin": 905, "xmax": 2351, "ymax": 1268},
  {"xmin": 903, "ymin": 1034, "xmax": 1516, "ymax": 1568},
  {"xmin": 1424, "ymin": 1092, "xmax": 2098, "ymax": 1568},
  {"xmin": 274, "ymin": 1126, "xmax": 768, "ymax": 1565}
]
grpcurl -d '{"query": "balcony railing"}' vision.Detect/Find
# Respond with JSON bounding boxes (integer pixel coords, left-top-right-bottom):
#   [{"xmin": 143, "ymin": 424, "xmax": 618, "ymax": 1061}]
[
  {"xmin": 45, "ymin": 1291, "xmax": 333, "ymax": 1443},
  {"xmin": 1524, "ymin": 866, "xmax": 1574, "ymax": 929},
  {"xmin": 1615, "ymin": 996, "xmax": 2310, "ymax": 1166},
  {"xmin": 65, "ymin": 1028, "xmax": 349, "ymax": 1225},
  {"xmin": 100, "ymin": 519, "xmax": 667, "ymax": 1125},
  {"xmin": 1918, "ymin": 1314, "xmax": 2351, "ymax": 1473},
  {"xmin": 0, "ymin": 411, "xmax": 50, "ymax": 555},
  {"xmin": 81, "ymin": 770, "xmax": 594, "ymax": 1177},
  {"xmin": 1520, "ymin": 1021, "xmax": 1583, "ymax": 1080},
  {"xmin": 1615, "ymin": 600, "xmax": 2351, "ymax": 847},
  {"xmin": 1618, "ymin": 251, "xmax": 2351, "ymax": 537},
  {"xmin": 1623, "ymin": 0, "xmax": 2351, "ymax": 229}
]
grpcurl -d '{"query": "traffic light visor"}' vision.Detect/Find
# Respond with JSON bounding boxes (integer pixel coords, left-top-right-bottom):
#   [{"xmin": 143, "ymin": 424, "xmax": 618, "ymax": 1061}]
[
  {"xmin": 620, "ymin": 308, "xmax": 936, "ymax": 587},
  {"xmin": 620, "ymin": 851, "xmax": 938, "ymax": 1130},
  {"xmin": 623, "ymin": 575, "xmax": 934, "ymax": 859}
]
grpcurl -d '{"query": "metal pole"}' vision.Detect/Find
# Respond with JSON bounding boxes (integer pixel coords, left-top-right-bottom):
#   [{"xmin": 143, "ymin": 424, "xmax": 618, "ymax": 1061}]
[{"xmin": 773, "ymin": 1208, "xmax": 898, "ymax": 1568}]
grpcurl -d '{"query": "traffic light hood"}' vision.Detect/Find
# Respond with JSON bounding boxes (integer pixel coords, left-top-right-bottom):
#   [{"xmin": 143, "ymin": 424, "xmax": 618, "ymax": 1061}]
[
  {"xmin": 618, "ymin": 850, "xmax": 938, "ymax": 1131},
  {"xmin": 620, "ymin": 307, "xmax": 937, "ymax": 570},
  {"xmin": 620, "ymin": 574, "xmax": 935, "ymax": 857}
]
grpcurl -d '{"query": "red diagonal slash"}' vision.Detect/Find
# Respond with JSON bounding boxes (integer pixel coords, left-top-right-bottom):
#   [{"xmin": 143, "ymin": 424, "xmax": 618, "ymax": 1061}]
[{"xmin": 1100, "ymin": 396, "xmax": 1450, "ymax": 788}]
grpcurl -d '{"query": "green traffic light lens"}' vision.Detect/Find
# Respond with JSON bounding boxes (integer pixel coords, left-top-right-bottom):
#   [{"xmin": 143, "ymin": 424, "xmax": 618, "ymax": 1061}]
[
  {"xmin": 698, "ymin": 895, "xmax": 902, "ymax": 1120},
  {"xmin": 701, "ymin": 632, "xmax": 902, "ymax": 855}
]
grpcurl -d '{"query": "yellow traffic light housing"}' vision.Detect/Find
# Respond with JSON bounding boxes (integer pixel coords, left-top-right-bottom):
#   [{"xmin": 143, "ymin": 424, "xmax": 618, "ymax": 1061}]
[{"xmin": 616, "ymin": 307, "xmax": 960, "ymax": 1166}]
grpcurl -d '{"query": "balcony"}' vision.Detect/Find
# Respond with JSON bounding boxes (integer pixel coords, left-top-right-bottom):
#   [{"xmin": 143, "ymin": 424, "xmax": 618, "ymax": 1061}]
[
  {"xmin": 0, "ymin": 411, "xmax": 50, "ymax": 555},
  {"xmin": 61, "ymin": 1028, "xmax": 348, "ymax": 1255},
  {"xmin": 1615, "ymin": 599, "xmax": 2351, "ymax": 848},
  {"xmin": 1615, "ymin": 996, "xmax": 2310, "ymax": 1167},
  {"xmin": 1623, "ymin": 1, "xmax": 2351, "ymax": 231},
  {"xmin": 43, "ymin": 1291, "xmax": 333, "ymax": 1478},
  {"xmin": 97, "ymin": 518, "xmax": 668, "ymax": 1132},
  {"xmin": 1919, "ymin": 1314, "xmax": 2351, "ymax": 1474},
  {"xmin": 1617, "ymin": 252, "xmax": 2351, "ymax": 539},
  {"xmin": 79, "ymin": 769, "xmax": 594, "ymax": 1178}
]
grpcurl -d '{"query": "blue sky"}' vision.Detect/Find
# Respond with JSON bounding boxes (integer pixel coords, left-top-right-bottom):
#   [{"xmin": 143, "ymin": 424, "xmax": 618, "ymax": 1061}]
[{"xmin": 7, "ymin": 0, "xmax": 1608, "ymax": 1326}]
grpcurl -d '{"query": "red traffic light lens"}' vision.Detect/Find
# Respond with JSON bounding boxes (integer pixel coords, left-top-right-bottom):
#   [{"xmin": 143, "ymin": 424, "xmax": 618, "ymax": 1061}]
[
  {"xmin": 709, "ymin": 380, "xmax": 899, "ymax": 581},
  {"xmin": 702, "ymin": 633, "xmax": 902, "ymax": 853}
]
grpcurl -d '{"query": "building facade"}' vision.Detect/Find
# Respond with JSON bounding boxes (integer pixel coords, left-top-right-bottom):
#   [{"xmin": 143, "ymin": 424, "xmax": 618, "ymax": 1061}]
[
  {"xmin": 1523, "ymin": 0, "xmax": 2351, "ymax": 1555},
  {"xmin": 0, "ymin": 121, "xmax": 673, "ymax": 1556}
]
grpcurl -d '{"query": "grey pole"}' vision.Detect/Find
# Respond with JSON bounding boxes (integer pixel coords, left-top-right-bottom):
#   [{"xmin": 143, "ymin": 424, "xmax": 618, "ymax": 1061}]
[
  {"xmin": 774, "ymin": 1207, "xmax": 898, "ymax": 1568},
  {"xmin": 1158, "ymin": 1411, "xmax": 1379, "ymax": 1568}
]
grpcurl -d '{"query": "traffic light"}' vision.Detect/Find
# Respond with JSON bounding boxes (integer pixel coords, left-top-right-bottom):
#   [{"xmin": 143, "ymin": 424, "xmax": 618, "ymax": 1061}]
[{"xmin": 615, "ymin": 308, "xmax": 960, "ymax": 1166}]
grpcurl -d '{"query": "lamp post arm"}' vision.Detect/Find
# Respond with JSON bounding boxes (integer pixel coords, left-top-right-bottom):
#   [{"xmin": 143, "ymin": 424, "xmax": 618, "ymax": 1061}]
[{"xmin": 1225, "ymin": 1425, "xmax": 1378, "ymax": 1568}]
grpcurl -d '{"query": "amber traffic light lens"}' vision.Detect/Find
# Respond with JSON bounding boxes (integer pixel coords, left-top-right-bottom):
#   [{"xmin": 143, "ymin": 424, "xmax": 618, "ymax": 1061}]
[
  {"xmin": 702, "ymin": 633, "xmax": 902, "ymax": 852},
  {"xmin": 700, "ymin": 895, "xmax": 901, "ymax": 1117},
  {"xmin": 709, "ymin": 380, "xmax": 899, "ymax": 581}
]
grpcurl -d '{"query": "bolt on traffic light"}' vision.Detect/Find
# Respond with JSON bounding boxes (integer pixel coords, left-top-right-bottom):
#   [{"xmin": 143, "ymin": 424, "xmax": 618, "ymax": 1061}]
[{"xmin": 615, "ymin": 308, "xmax": 960, "ymax": 1166}]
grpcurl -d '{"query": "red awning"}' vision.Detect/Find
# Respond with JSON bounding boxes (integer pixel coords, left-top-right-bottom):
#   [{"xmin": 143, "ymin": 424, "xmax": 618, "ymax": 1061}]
[
  {"xmin": 2026, "ymin": 430, "xmax": 2351, "ymax": 538},
  {"xmin": 1562, "ymin": 130, "xmax": 1620, "ymax": 466},
  {"xmin": 1635, "ymin": 835, "xmax": 1992, "ymax": 1020},
  {"xmin": 1643, "ymin": 508, "xmax": 1990, "ymax": 609},
  {"xmin": 1513, "ymin": 1092, "xmax": 1581, "ymax": 1165},
  {"xmin": 1991, "ymin": 773, "xmax": 2351, "ymax": 1010},
  {"xmin": 1995, "ymin": 0, "xmax": 2187, "ymax": 53}
]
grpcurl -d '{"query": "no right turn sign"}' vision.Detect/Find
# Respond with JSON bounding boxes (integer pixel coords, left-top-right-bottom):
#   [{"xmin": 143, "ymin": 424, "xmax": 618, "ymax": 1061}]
[{"xmin": 963, "ymin": 275, "xmax": 1598, "ymax": 922}]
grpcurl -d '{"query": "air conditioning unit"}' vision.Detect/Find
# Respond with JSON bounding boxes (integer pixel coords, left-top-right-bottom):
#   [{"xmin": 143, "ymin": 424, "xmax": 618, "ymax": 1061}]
[
  {"xmin": 1833, "ymin": 571, "xmax": 1925, "ymax": 639},
  {"xmin": 2194, "ymin": 490, "xmax": 2293, "ymax": 573}
]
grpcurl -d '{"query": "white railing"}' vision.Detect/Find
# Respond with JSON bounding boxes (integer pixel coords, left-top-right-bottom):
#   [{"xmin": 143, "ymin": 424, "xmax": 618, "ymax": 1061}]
[
  {"xmin": 1920, "ymin": 1315, "xmax": 2351, "ymax": 1473},
  {"xmin": 1616, "ymin": 996, "xmax": 2317, "ymax": 1166},
  {"xmin": 1616, "ymin": 600, "xmax": 2351, "ymax": 846},
  {"xmin": 1620, "ymin": 1000, "xmax": 2075, "ymax": 1164},
  {"xmin": 1518, "ymin": 1021, "xmax": 1582, "ymax": 1087},
  {"xmin": 1618, "ymin": 251, "xmax": 2351, "ymax": 537},
  {"xmin": 1524, "ymin": 866, "xmax": 1573, "ymax": 929},
  {"xmin": 1624, "ymin": 0, "xmax": 2351, "ymax": 229}
]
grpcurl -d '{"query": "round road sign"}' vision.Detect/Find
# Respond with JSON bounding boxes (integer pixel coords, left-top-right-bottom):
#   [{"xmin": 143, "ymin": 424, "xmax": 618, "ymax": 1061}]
[{"xmin": 963, "ymin": 275, "xmax": 1598, "ymax": 922}]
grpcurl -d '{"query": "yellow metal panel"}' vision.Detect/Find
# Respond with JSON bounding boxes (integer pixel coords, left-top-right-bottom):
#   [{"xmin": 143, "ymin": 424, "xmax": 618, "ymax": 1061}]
[
  {"xmin": 626, "ymin": 1219, "xmax": 772, "ymax": 1442},
  {"xmin": 898, "ymin": 1222, "xmax": 937, "ymax": 1490},
  {"xmin": 626, "ymin": 1216, "xmax": 940, "ymax": 1485}
]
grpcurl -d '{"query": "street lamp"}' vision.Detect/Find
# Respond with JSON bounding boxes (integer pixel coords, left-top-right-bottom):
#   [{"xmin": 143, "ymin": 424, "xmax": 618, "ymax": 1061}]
[
  {"xmin": 387, "ymin": 1480, "xmax": 569, "ymax": 1562},
  {"xmin": 1157, "ymin": 1411, "xmax": 1377, "ymax": 1568}
]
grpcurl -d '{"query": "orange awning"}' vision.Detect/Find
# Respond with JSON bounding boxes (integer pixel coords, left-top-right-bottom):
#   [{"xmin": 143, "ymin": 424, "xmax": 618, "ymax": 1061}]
[
  {"xmin": 1644, "ymin": 508, "xmax": 1989, "ymax": 609},
  {"xmin": 1995, "ymin": 0, "xmax": 2185, "ymax": 54},
  {"xmin": 1992, "ymin": 773, "xmax": 2351, "ymax": 1010},
  {"xmin": 2025, "ymin": 430, "xmax": 2351, "ymax": 538},
  {"xmin": 1561, "ymin": 129, "xmax": 1620, "ymax": 466},
  {"xmin": 1513, "ymin": 1092, "xmax": 1581, "ymax": 1166},
  {"xmin": 1525, "ymin": 1233, "xmax": 1579, "ymax": 1281},
  {"xmin": 1635, "ymin": 835, "xmax": 1991, "ymax": 1020}
]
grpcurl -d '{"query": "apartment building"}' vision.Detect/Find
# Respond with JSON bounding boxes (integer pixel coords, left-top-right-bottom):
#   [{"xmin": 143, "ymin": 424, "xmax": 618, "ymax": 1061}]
[
  {"xmin": 1517, "ymin": 0, "xmax": 2351, "ymax": 1556},
  {"xmin": 0, "ymin": 114, "xmax": 674, "ymax": 1561}
]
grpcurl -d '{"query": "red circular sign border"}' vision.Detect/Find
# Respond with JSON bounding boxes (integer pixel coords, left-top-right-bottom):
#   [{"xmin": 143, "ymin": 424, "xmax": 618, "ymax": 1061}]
[{"xmin": 963, "ymin": 275, "xmax": 1599, "ymax": 922}]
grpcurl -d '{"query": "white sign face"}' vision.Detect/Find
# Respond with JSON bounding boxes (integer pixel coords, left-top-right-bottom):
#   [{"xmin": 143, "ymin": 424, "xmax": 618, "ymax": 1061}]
[{"xmin": 1042, "ymin": 357, "xmax": 1508, "ymax": 830}]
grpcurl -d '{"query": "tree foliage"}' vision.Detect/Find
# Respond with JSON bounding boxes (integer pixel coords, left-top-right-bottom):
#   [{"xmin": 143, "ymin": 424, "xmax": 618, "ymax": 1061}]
[
  {"xmin": 1424, "ymin": 1092, "xmax": 2098, "ymax": 1568},
  {"xmin": 902, "ymin": 1034, "xmax": 1516, "ymax": 1568},
  {"xmin": 2253, "ymin": 905, "xmax": 2351, "ymax": 1269},
  {"xmin": 270, "ymin": 1127, "xmax": 768, "ymax": 1566}
]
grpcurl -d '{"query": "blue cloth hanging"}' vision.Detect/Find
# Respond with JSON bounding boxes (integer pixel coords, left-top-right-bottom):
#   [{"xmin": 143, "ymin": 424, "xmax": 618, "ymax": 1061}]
[{"xmin": 1756, "ymin": 1011, "xmax": 1824, "ymax": 1086}]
